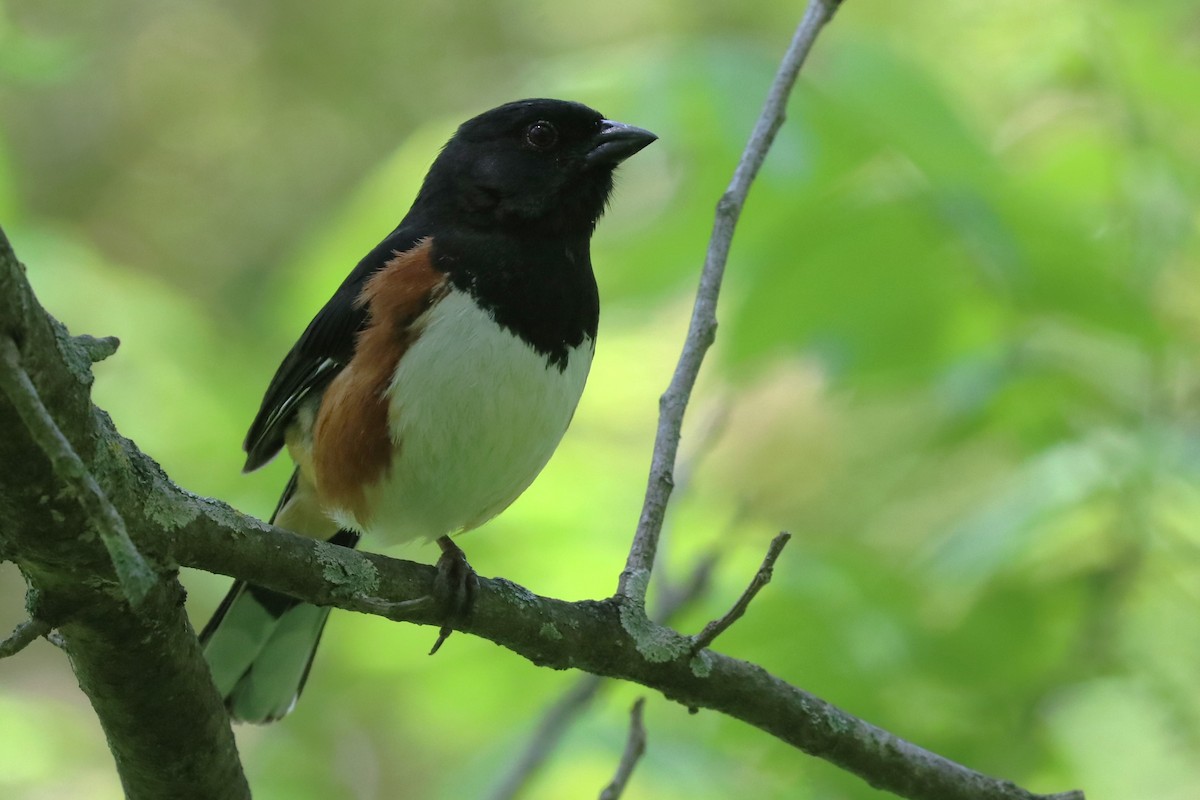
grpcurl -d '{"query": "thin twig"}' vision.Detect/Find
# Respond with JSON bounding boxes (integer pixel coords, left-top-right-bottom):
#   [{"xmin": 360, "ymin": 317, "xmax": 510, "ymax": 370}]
[
  {"xmin": 485, "ymin": 674, "xmax": 606, "ymax": 800},
  {"xmin": 486, "ymin": 552, "xmax": 718, "ymax": 800},
  {"xmin": 618, "ymin": 0, "xmax": 844, "ymax": 603},
  {"xmin": 0, "ymin": 618, "xmax": 50, "ymax": 659},
  {"xmin": 598, "ymin": 698, "xmax": 648, "ymax": 800},
  {"xmin": 73, "ymin": 334, "xmax": 121, "ymax": 364},
  {"xmin": 691, "ymin": 532, "xmax": 791, "ymax": 653},
  {"xmin": 0, "ymin": 336, "xmax": 155, "ymax": 607}
]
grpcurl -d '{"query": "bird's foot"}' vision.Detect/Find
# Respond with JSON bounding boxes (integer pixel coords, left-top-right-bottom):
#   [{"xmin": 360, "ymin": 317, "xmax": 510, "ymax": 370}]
[{"xmin": 429, "ymin": 535, "xmax": 477, "ymax": 655}]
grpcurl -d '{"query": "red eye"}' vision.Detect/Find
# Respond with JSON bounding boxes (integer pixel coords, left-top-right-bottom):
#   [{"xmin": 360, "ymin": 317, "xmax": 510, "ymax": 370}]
[{"xmin": 525, "ymin": 121, "xmax": 558, "ymax": 150}]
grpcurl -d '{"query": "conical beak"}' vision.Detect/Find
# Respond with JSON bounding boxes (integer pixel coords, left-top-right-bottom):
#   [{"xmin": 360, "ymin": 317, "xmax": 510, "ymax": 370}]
[{"xmin": 586, "ymin": 119, "xmax": 658, "ymax": 167}]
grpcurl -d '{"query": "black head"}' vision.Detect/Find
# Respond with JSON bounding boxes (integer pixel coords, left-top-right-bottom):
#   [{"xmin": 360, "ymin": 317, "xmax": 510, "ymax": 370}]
[{"xmin": 414, "ymin": 99, "xmax": 657, "ymax": 236}]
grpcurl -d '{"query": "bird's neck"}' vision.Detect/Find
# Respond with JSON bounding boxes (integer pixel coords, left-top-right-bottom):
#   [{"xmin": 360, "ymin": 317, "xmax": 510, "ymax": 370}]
[{"xmin": 431, "ymin": 230, "xmax": 600, "ymax": 370}]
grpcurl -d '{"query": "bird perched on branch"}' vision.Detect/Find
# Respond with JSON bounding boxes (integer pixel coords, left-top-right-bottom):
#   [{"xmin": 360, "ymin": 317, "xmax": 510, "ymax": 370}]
[{"xmin": 199, "ymin": 98, "xmax": 657, "ymax": 723}]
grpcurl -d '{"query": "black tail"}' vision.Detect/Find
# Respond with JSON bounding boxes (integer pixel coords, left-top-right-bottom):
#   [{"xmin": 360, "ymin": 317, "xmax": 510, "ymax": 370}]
[{"xmin": 200, "ymin": 472, "xmax": 358, "ymax": 723}]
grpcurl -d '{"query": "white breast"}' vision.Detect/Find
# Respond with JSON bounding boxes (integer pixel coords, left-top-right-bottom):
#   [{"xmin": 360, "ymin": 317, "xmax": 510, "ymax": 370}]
[{"xmin": 339, "ymin": 289, "xmax": 592, "ymax": 543}]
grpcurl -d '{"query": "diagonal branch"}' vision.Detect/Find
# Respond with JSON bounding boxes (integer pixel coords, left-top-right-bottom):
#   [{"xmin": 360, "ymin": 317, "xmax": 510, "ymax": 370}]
[
  {"xmin": 487, "ymin": 674, "xmax": 607, "ymax": 800},
  {"xmin": 598, "ymin": 698, "xmax": 648, "ymax": 800},
  {"xmin": 619, "ymin": 0, "xmax": 845, "ymax": 603}
]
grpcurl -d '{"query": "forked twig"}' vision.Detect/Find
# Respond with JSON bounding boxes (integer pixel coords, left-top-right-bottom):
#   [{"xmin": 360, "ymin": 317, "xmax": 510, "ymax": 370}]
[{"xmin": 691, "ymin": 532, "xmax": 791, "ymax": 653}]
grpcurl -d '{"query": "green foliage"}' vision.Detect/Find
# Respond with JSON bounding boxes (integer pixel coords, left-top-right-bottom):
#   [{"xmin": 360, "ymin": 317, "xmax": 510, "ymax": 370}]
[{"xmin": 2, "ymin": 0, "xmax": 1199, "ymax": 798}]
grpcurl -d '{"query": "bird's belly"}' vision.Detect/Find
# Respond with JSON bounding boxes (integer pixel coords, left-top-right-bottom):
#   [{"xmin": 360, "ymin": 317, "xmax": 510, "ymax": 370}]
[{"xmin": 340, "ymin": 290, "xmax": 592, "ymax": 542}]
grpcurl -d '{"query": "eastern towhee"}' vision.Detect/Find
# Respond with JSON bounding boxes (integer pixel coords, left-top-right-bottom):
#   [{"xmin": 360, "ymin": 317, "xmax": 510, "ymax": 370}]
[{"xmin": 199, "ymin": 99, "xmax": 656, "ymax": 723}]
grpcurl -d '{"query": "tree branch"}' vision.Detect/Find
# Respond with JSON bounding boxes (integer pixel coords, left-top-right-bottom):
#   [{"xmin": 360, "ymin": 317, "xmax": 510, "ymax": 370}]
[
  {"xmin": 170, "ymin": 503, "xmax": 1081, "ymax": 800},
  {"xmin": 0, "ymin": 618, "xmax": 50, "ymax": 658},
  {"xmin": 619, "ymin": 0, "xmax": 844, "ymax": 603},
  {"xmin": 0, "ymin": 228, "xmax": 250, "ymax": 800},
  {"xmin": 0, "ymin": 335, "xmax": 154, "ymax": 606}
]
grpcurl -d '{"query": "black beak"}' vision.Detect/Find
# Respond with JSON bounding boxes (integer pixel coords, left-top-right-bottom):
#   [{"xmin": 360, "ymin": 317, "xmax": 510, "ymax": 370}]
[{"xmin": 586, "ymin": 119, "xmax": 658, "ymax": 167}]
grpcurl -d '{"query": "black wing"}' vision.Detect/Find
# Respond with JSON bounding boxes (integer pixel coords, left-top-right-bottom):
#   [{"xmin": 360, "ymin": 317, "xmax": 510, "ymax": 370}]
[{"xmin": 242, "ymin": 224, "xmax": 429, "ymax": 471}]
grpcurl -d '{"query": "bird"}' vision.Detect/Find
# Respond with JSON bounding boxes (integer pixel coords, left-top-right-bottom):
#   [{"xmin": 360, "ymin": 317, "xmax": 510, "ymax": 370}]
[{"xmin": 198, "ymin": 98, "xmax": 657, "ymax": 723}]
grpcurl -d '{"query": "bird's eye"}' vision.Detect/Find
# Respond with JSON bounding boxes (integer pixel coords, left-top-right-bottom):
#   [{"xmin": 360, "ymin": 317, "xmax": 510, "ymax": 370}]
[{"xmin": 525, "ymin": 121, "xmax": 558, "ymax": 151}]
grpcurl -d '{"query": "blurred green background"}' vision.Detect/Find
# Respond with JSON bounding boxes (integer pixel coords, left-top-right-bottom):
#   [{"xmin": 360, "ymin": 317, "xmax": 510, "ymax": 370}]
[{"xmin": 2, "ymin": 0, "xmax": 1199, "ymax": 798}]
